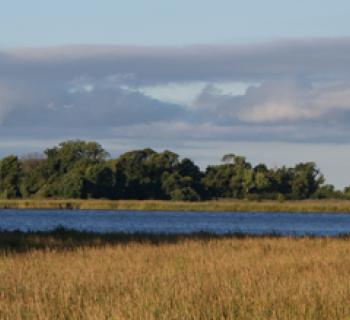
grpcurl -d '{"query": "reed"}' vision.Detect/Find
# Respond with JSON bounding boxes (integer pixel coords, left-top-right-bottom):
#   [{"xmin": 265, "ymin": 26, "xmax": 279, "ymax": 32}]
[
  {"xmin": 1, "ymin": 198, "xmax": 350, "ymax": 212},
  {"xmin": 0, "ymin": 230, "xmax": 350, "ymax": 319}
]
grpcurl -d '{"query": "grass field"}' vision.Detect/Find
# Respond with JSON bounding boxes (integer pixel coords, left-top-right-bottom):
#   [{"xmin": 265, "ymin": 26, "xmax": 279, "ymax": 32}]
[
  {"xmin": 1, "ymin": 230, "xmax": 350, "ymax": 319},
  {"xmin": 1, "ymin": 198, "xmax": 350, "ymax": 213}
]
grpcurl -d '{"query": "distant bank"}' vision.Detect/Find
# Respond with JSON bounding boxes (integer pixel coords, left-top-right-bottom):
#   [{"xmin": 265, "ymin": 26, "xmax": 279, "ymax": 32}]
[{"xmin": 1, "ymin": 199, "xmax": 350, "ymax": 213}]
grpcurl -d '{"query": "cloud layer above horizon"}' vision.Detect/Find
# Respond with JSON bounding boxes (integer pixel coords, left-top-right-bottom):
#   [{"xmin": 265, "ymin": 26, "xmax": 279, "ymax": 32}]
[{"xmin": 1, "ymin": 38, "xmax": 350, "ymax": 153}]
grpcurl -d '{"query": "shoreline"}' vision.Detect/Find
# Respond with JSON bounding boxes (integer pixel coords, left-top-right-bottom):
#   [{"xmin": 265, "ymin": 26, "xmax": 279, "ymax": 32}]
[
  {"xmin": 1, "ymin": 228, "xmax": 350, "ymax": 254},
  {"xmin": 1, "ymin": 199, "xmax": 350, "ymax": 213}
]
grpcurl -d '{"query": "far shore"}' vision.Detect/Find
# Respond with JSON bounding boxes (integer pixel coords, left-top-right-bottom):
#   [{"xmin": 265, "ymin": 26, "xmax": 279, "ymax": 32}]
[{"xmin": 1, "ymin": 199, "xmax": 350, "ymax": 213}]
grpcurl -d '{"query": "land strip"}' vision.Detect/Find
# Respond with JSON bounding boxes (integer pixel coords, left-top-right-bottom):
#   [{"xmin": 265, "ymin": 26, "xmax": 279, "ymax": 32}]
[{"xmin": 1, "ymin": 199, "xmax": 350, "ymax": 212}]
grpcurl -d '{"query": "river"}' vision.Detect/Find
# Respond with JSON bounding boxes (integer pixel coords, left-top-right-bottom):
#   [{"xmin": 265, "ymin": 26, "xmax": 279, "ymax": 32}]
[{"xmin": 0, "ymin": 209, "xmax": 350, "ymax": 236}]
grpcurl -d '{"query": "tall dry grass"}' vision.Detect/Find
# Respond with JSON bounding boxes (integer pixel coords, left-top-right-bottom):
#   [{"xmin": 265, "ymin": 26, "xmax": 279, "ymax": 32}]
[{"xmin": 1, "ymin": 234, "xmax": 350, "ymax": 319}]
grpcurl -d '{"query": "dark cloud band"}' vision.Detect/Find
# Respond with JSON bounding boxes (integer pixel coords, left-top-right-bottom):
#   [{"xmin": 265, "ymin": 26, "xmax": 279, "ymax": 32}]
[{"xmin": 1, "ymin": 38, "xmax": 350, "ymax": 145}]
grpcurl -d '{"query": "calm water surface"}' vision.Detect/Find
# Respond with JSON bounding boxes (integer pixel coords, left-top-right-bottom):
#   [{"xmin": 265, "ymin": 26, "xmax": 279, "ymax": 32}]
[{"xmin": 0, "ymin": 210, "xmax": 350, "ymax": 236}]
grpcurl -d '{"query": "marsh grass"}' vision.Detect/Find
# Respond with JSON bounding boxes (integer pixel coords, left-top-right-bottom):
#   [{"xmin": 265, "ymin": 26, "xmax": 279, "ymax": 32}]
[
  {"xmin": 1, "ymin": 199, "xmax": 350, "ymax": 212},
  {"xmin": 1, "ymin": 229, "xmax": 350, "ymax": 319}
]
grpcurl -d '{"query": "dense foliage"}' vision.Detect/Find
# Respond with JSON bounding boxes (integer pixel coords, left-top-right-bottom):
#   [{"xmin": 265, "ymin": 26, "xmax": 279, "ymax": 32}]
[{"xmin": 0, "ymin": 140, "xmax": 346, "ymax": 200}]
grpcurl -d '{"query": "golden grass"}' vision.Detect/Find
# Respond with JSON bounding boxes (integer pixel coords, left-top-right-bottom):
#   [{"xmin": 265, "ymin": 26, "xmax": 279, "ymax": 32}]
[
  {"xmin": 1, "ymin": 234, "xmax": 350, "ymax": 319},
  {"xmin": 1, "ymin": 198, "xmax": 350, "ymax": 212}
]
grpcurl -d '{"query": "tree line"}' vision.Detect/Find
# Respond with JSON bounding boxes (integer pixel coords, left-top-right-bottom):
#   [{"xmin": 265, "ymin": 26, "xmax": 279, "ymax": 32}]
[{"xmin": 0, "ymin": 140, "xmax": 348, "ymax": 201}]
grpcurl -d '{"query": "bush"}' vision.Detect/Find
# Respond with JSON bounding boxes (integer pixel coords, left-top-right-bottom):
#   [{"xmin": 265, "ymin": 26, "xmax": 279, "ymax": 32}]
[{"xmin": 170, "ymin": 187, "xmax": 201, "ymax": 201}]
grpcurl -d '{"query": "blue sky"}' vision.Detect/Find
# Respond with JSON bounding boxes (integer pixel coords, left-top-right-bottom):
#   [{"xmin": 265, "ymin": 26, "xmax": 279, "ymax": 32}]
[
  {"xmin": 1, "ymin": 1, "xmax": 350, "ymax": 188},
  {"xmin": 1, "ymin": 0, "xmax": 350, "ymax": 47}
]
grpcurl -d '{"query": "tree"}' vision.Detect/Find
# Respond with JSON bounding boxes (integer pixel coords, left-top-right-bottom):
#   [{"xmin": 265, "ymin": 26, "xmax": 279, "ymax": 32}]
[
  {"xmin": 290, "ymin": 162, "xmax": 324, "ymax": 199},
  {"xmin": 59, "ymin": 172, "xmax": 86, "ymax": 199},
  {"xmin": 169, "ymin": 187, "xmax": 200, "ymax": 201},
  {"xmin": 0, "ymin": 156, "xmax": 22, "ymax": 198},
  {"xmin": 44, "ymin": 140, "xmax": 109, "ymax": 175},
  {"xmin": 17, "ymin": 141, "xmax": 112, "ymax": 198},
  {"xmin": 314, "ymin": 184, "xmax": 341, "ymax": 199},
  {"xmin": 270, "ymin": 167, "xmax": 293, "ymax": 198},
  {"xmin": 202, "ymin": 164, "xmax": 236, "ymax": 198},
  {"xmin": 254, "ymin": 170, "xmax": 271, "ymax": 192},
  {"xmin": 162, "ymin": 172, "xmax": 201, "ymax": 201},
  {"xmin": 20, "ymin": 153, "xmax": 44, "ymax": 172},
  {"xmin": 0, "ymin": 140, "xmax": 333, "ymax": 201},
  {"xmin": 114, "ymin": 149, "xmax": 162, "ymax": 199},
  {"xmin": 217, "ymin": 154, "xmax": 253, "ymax": 198},
  {"xmin": 221, "ymin": 154, "xmax": 236, "ymax": 164},
  {"xmin": 84, "ymin": 164, "xmax": 115, "ymax": 199}
]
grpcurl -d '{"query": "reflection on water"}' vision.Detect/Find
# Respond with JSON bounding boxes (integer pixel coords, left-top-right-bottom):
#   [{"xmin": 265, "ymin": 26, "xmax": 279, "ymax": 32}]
[{"xmin": 0, "ymin": 210, "xmax": 350, "ymax": 236}]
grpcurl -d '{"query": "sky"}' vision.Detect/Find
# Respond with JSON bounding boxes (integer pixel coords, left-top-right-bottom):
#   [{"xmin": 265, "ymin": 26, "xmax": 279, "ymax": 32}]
[{"xmin": 1, "ymin": 0, "xmax": 350, "ymax": 187}]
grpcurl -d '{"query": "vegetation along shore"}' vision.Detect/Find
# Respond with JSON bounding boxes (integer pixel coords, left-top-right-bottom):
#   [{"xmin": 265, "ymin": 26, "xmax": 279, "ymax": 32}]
[
  {"xmin": 2, "ymin": 199, "xmax": 350, "ymax": 213},
  {"xmin": 0, "ymin": 228, "xmax": 350, "ymax": 319}
]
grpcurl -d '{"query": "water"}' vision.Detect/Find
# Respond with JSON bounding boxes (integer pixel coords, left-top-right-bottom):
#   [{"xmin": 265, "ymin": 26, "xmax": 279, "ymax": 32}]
[{"xmin": 0, "ymin": 209, "xmax": 350, "ymax": 236}]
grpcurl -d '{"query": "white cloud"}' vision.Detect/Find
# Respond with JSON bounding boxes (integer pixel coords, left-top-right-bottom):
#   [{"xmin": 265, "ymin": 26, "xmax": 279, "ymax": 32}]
[
  {"xmin": 239, "ymin": 81, "xmax": 350, "ymax": 123},
  {"xmin": 192, "ymin": 79, "xmax": 350, "ymax": 124}
]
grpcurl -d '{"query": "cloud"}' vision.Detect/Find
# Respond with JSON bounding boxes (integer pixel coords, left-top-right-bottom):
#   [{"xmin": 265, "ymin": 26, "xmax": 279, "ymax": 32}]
[
  {"xmin": 0, "ymin": 86, "xmax": 15, "ymax": 123},
  {"xmin": 2, "ymin": 38, "xmax": 350, "ymax": 84},
  {"xmin": 193, "ymin": 78, "xmax": 350, "ymax": 126},
  {"xmin": 1, "ymin": 38, "xmax": 350, "ymax": 149},
  {"xmin": 0, "ymin": 75, "xmax": 184, "ymax": 130}
]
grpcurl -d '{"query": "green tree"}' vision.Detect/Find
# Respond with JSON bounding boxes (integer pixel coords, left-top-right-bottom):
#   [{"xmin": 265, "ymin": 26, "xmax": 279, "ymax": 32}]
[
  {"xmin": 162, "ymin": 172, "xmax": 201, "ymax": 201},
  {"xmin": 114, "ymin": 149, "xmax": 162, "ymax": 199},
  {"xmin": 0, "ymin": 155, "xmax": 22, "ymax": 198},
  {"xmin": 84, "ymin": 164, "xmax": 115, "ymax": 199},
  {"xmin": 314, "ymin": 184, "xmax": 341, "ymax": 199},
  {"xmin": 59, "ymin": 172, "xmax": 86, "ymax": 199},
  {"xmin": 202, "ymin": 164, "xmax": 236, "ymax": 198},
  {"xmin": 290, "ymin": 162, "xmax": 324, "ymax": 199},
  {"xmin": 44, "ymin": 140, "xmax": 109, "ymax": 175},
  {"xmin": 230, "ymin": 156, "xmax": 252, "ymax": 198},
  {"xmin": 19, "ymin": 153, "xmax": 47, "ymax": 197},
  {"xmin": 0, "ymin": 140, "xmax": 332, "ymax": 201}
]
